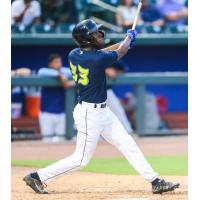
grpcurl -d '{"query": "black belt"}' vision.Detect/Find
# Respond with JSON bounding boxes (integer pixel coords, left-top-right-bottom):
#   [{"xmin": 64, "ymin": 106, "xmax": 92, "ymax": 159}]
[{"xmin": 79, "ymin": 101, "xmax": 106, "ymax": 108}]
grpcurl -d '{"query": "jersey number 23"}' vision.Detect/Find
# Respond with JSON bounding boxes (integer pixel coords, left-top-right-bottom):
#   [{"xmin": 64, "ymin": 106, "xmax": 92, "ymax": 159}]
[{"xmin": 70, "ymin": 62, "xmax": 89, "ymax": 86}]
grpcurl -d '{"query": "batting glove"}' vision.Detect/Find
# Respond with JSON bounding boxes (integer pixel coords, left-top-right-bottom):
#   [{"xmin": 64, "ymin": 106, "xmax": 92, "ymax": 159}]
[{"xmin": 127, "ymin": 29, "xmax": 137, "ymax": 49}]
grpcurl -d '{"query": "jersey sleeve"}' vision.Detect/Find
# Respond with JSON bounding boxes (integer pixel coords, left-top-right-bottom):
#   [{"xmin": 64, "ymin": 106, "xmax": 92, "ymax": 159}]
[{"xmin": 98, "ymin": 50, "xmax": 118, "ymax": 69}]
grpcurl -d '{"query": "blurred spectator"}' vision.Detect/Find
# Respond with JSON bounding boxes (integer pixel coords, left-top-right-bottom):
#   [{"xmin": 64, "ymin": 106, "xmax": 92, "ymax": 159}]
[
  {"xmin": 156, "ymin": 0, "xmax": 188, "ymax": 26},
  {"xmin": 38, "ymin": 54, "xmax": 74, "ymax": 143},
  {"xmin": 116, "ymin": 0, "xmax": 143, "ymax": 29},
  {"xmin": 141, "ymin": 0, "xmax": 165, "ymax": 27},
  {"xmin": 41, "ymin": 0, "xmax": 77, "ymax": 26},
  {"xmin": 11, "ymin": 68, "xmax": 31, "ymax": 76},
  {"xmin": 123, "ymin": 92, "xmax": 162, "ymax": 131},
  {"xmin": 11, "ymin": 0, "xmax": 41, "ymax": 27},
  {"xmin": 11, "ymin": 68, "xmax": 31, "ymax": 119},
  {"xmin": 106, "ymin": 61, "xmax": 134, "ymax": 134}
]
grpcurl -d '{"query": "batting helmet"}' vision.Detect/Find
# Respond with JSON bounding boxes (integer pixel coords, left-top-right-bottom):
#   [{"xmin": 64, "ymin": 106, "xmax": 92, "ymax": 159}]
[{"xmin": 72, "ymin": 19, "xmax": 105, "ymax": 48}]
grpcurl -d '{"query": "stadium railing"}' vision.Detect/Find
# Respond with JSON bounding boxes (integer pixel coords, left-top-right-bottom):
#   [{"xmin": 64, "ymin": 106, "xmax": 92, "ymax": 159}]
[
  {"xmin": 11, "ymin": 32, "xmax": 188, "ymax": 46},
  {"xmin": 11, "ymin": 72, "xmax": 188, "ymax": 139}
]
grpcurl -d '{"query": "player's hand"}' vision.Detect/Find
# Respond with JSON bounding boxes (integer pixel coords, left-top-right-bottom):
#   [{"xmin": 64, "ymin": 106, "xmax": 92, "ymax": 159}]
[
  {"xmin": 58, "ymin": 73, "xmax": 67, "ymax": 81},
  {"xmin": 127, "ymin": 29, "xmax": 137, "ymax": 49}
]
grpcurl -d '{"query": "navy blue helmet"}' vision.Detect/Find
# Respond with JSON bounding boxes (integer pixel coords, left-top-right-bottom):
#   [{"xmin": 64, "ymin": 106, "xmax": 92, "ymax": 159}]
[{"xmin": 72, "ymin": 19, "xmax": 105, "ymax": 47}]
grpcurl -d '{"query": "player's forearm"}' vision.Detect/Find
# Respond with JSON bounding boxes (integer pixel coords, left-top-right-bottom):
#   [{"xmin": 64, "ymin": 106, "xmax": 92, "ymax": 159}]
[
  {"xmin": 102, "ymin": 43, "xmax": 120, "ymax": 52},
  {"xmin": 115, "ymin": 36, "xmax": 131, "ymax": 60}
]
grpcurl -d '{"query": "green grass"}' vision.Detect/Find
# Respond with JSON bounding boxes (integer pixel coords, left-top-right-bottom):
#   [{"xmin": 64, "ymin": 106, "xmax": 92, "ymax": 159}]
[{"xmin": 12, "ymin": 155, "xmax": 188, "ymax": 176}]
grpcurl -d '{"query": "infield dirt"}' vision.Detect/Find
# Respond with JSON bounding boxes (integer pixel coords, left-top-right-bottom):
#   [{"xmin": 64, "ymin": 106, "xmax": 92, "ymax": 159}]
[
  {"xmin": 12, "ymin": 167, "xmax": 187, "ymax": 200},
  {"xmin": 12, "ymin": 136, "xmax": 188, "ymax": 200}
]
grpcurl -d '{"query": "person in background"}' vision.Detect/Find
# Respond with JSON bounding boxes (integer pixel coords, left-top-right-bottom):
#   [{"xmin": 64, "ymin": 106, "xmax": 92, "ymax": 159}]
[
  {"xmin": 38, "ymin": 54, "xmax": 75, "ymax": 143},
  {"xmin": 141, "ymin": 0, "xmax": 165, "ymax": 27},
  {"xmin": 40, "ymin": 0, "xmax": 68, "ymax": 27},
  {"xmin": 116, "ymin": 0, "xmax": 143, "ymax": 30},
  {"xmin": 106, "ymin": 61, "xmax": 134, "ymax": 134},
  {"xmin": 156, "ymin": 0, "xmax": 188, "ymax": 26},
  {"xmin": 11, "ymin": 0, "xmax": 41, "ymax": 27},
  {"xmin": 123, "ymin": 91, "xmax": 162, "ymax": 131},
  {"xmin": 41, "ymin": 0, "xmax": 77, "ymax": 27}
]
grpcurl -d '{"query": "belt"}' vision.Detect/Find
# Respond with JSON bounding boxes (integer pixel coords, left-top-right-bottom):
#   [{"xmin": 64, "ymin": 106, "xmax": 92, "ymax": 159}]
[{"xmin": 79, "ymin": 101, "xmax": 106, "ymax": 108}]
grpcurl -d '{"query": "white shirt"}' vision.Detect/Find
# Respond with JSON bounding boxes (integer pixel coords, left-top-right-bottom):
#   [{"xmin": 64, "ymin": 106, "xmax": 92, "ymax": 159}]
[
  {"xmin": 117, "ymin": 6, "xmax": 138, "ymax": 22},
  {"xmin": 38, "ymin": 67, "xmax": 72, "ymax": 78},
  {"xmin": 12, "ymin": 0, "xmax": 41, "ymax": 26}
]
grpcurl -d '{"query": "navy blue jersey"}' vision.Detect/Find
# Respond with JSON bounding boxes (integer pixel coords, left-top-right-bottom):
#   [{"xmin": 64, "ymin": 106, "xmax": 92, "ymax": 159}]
[{"xmin": 68, "ymin": 48, "xmax": 118, "ymax": 103}]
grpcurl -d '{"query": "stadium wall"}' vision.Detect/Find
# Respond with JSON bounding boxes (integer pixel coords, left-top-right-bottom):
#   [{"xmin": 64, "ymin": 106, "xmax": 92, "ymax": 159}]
[{"xmin": 11, "ymin": 44, "xmax": 188, "ymax": 112}]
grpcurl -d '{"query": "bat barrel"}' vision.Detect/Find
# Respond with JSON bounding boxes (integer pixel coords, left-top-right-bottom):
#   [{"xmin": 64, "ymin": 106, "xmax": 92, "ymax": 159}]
[{"xmin": 132, "ymin": 1, "xmax": 143, "ymax": 30}]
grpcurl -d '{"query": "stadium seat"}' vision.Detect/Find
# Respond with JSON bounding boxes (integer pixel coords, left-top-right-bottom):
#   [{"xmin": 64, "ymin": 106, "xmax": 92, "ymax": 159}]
[
  {"xmin": 165, "ymin": 25, "xmax": 188, "ymax": 34},
  {"xmin": 145, "ymin": 25, "xmax": 163, "ymax": 33},
  {"xmin": 56, "ymin": 23, "xmax": 76, "ymax": 33},
  {"xmin": 11, "ymin": 25, "xmax": 31, "ymax": 34},
  {"xmin": 32, "ymin": 24, "xmax": 55, "ymax": 34}
]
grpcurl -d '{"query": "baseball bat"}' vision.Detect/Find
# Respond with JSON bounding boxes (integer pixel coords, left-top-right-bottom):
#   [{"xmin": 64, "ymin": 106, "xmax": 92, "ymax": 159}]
[
  {"xmin": 123, "ymin": 0, "xmax": 143, "ymax": 43},
  {"xmin": 132, "ymin": 0, "xmax": 143, "ymax": 30}
]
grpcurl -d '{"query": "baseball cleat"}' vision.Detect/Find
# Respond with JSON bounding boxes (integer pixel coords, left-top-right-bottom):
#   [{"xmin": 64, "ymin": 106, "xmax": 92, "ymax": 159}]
[
  {"xmin": 23, "ymin": 174, "xmax": 48, "ymax": 194},
  {"xmin": 152, "ymin": 179, "xmax": 180, "ymax": 194}
]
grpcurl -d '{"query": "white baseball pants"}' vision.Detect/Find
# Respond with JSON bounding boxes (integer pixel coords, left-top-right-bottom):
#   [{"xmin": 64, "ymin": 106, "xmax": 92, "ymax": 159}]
[
  {"xmin": 39, "ymin": 112, "xmax": 66, "ymax": 142},
  {"xmin": 38, "ymin": 102, "xmax": 158, "ymax": 183},
  {"xmin": 107, "ymin": 89, "xmax": 134, "ymax": 134}
]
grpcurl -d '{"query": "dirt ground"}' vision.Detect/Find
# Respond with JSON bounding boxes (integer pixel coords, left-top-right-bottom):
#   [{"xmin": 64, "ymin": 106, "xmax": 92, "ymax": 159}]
[
  {"xmin": 12, "ymin": 167, "xmax": 187, "ymax": 200},
  {"xmin": 12, "ymin": 136, "xmax": 188, "ymax": 200}
]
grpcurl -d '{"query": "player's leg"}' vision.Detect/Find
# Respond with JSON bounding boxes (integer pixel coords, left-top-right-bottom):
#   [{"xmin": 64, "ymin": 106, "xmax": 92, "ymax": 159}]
[
  {"xmin": 37, "ymin": 105, "xmax": 102, "ymax": 182},
  {"xmin": 106, "ymin": 89, "xmax": 133, "ymax": 134},
  {"xmin": 54, "ymin": 113, "xmax": 66, "ymax": 142},
  {"xmin": 24, "ymin": 104, "xmax": 104, "ymax": 193},
  {"xmin": 101, "ymin": 107, "xmax": 179, "ymax": 193},
  {"xmin": 102, "ymin": 107, "xmax": 158, "ymax": 182},
  {"xmin": 39, "ymin": 112, "xmax": 55, "ymax": 143}
]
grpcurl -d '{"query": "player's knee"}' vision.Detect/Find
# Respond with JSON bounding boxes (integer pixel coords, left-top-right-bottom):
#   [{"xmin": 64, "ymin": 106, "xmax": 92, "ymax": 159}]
[
  {"xmin": 72, "ymin": 155, "xmax": 90, "ymax": 168},
  {"xmin": 80, "ymin": 158, "xmax": 90, "ymax": 167}
]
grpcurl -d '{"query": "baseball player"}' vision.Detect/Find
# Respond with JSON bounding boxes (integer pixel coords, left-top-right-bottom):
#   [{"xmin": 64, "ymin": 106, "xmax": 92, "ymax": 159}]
[{"xmin": 23, "ymin": 19, "xmax": 179, "ymax": 194}]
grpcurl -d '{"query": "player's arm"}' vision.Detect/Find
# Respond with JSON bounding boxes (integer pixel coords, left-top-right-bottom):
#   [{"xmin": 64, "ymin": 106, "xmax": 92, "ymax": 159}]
[
  {"xmin": 102, "ymin": 43, "xmax": 120, "ymax": 52},
  {"xmin": 115, "ymin": 29, "xmax": 137, "ymax": 60},
  {"xmin": 115, "ymin": 37, "xmax": 131, "ymax": 60},
  {"xmin": 102, "ymin": 29, "xmax": 137, "ymax": 54}
]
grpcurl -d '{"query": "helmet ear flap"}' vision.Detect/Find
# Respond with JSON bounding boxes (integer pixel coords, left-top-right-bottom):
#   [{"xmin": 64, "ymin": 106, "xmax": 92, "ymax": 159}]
[{"xmin": 98, "ymin": 30, "xmax": 105, "ymax": 38}]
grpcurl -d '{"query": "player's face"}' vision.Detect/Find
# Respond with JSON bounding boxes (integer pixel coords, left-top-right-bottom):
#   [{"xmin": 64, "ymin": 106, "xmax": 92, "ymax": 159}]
[
  {"xmin": 49, "ymin": 58, "xmax": 62, "ymax": 70},
  {"xmin": 92, "ymin": 31, "xmax": 105, "ymax": 48}
]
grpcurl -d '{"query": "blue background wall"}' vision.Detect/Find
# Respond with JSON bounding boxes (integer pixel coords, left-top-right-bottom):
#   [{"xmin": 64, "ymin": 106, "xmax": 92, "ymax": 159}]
[{"xmin": 12, "ymin": 45, "xmax": 188, "ymax": 112}]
